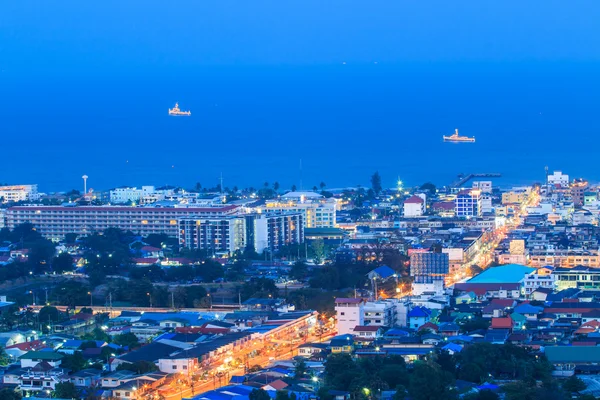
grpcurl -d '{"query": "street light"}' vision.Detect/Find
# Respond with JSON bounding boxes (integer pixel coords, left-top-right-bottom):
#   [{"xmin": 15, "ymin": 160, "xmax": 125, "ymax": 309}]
[
  {"xmin": 88, "ymin": 291, "xmax": 93, "ymax": 306},
  {"xmin": 147, "ymin": 292, "xmax": 153, "ymax": 307}
]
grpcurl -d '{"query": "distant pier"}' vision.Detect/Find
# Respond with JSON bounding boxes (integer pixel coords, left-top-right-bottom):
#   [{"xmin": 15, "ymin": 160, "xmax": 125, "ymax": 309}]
[{"xmin": 451, "ymin": 173, "xmax": 501, "ymax": 188}]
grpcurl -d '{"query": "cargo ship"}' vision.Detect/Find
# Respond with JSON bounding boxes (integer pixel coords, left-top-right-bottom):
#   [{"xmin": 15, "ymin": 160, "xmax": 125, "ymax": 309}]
[
  {"xmin": 443, "ymin": 129, "xmax": 475, "ymax": 143},
  {"xmin": 168, "ymin": 103, "xmax": 191, "ymax": 116}
]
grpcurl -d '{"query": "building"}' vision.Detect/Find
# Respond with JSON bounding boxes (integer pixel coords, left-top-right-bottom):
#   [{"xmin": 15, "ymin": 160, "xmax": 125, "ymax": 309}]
[
  {"xmin": 455, "ymin": 189, "xmax": 482, "ymax": 217},
  {"xmin": 179, "ymin": 213, "xmax": 304, "ymax": 255},
  {"xmin": 410, "ymin": 252, "xmax": 449, "ymax": 279},
  {"xmin": 0, "ymin": 185, "xmax": 39, "ymax": 203},
  {"xmin": 472, "ymin": 181, "xmax": 492, "ymax": 193},
  {"xmin": 403, "ymin": 195, "xmax": 425, "ymax": 218},
  {"xmin": 502, "ymin": 191, "xmax": 527, "ymax": 205},
  {"xmin": 363, "ymin": 300, "xmax": 396, "ymax": 327},
  {"xmin": 554, "ymin": 266, "xmax": 600, "ymax": 291},
  {"xmin": 260, "ymin": 192, "xmax": 336, "ymax": 228},
  {"xmin": 547, "ymin": 171, "xmax": 569, "ymax": 186},
  {"xmin": 571, "ymin": 180, "xmax": 589, "ymax": 206},
  {"xmin": 335, "ymin": 298, "xmax": 365, "ymax": 335},
  {"xmin": 5, "ymin": 205, "xmax": 239, "ymax": 240},
  {"xmin": 109, "ymin": 186, "xmax": 157, "ymax": 204}
]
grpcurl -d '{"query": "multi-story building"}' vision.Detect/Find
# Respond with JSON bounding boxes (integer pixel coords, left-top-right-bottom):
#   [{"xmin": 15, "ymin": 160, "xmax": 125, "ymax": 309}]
[
  {"xmin": 335, "ymin": 298, "xmax": 365, "ymax": 335},
  {"xmin": 259, "ymin": 192, "xmax": 336, "ymax": 228},
  {"xmin": 410, "ymin": 252, "xmax": 450, "ymax": 278},
  {"xmin": 0, "ymin": 185, "xmax": 39, "ymax": 203},
  {"xmin": 528, "ymin": 250, "xmax": 600, "ymax": 268},
  {"xmin": 403, "ymin": 195, "xmax": 425, "ymax": 217},
  {"xmin": 502, "ymin": 190, "xmax": 528, "ymax": 205},
  {"xmin": 571, "ymin": 180, "xmax": 589, "ymax": 207},
  {"xmin": 553, "ymin": 266, "xmax": 600, "ymax": 290},
  {"xmin": 363, "ymin": 300, "xmax": 396, "ymax": 327},
  {"xmin": 547, "ymin": 171, "xmax": 569, "ymax": 186},
  {"xmin": 455, "ymin": 189, "xmax": 482, "ymax": 217},
  {"xmin": 472, "ymin": 181, "xmax": 492, "ymax": 193},
  {"xmin": 109, "ymin": 186, "xmax": 156, "ymax": 204},
  {"xmin": 179, "ymin": 213, "xmax": 304, "ymax": 255},
  {"xmin": 5, "ymin": 205, "xmax": 239, "ymax": 240}
]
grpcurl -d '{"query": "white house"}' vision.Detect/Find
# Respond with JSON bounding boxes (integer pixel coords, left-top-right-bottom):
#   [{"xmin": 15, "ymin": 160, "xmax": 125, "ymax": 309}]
[
  {"xmin": 403, "ymin": 195, "xmax": 425, "ymax": 217},
  {"xmin": 335, "ymin": 298, "xmax": 365, "ymax": 335}
]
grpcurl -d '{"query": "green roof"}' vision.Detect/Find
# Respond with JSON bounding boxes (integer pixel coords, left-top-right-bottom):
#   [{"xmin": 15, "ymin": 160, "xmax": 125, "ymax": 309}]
[
  {"xmin": 305, "ymin": 228, "xmax": 346, "ymax": 236},
  {"xmin": 467, "ymin": 264, "xmax": 536, "ymax": 284},
  {"xmin": 20, "ymin": 351, "xmax": 64, "ymax": 361},
  {"xmin": 545, "ymin": 346, "xmax": 600, "ymax": 363},
  {"xmin": 509, "ymin": 312, "xmax": 526, "ymax": 322}
]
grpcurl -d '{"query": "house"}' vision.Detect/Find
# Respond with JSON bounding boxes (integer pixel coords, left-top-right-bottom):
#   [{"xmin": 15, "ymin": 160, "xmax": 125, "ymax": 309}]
[
  {"xmin": 101, "ymin": 370, "xmax": 137, "ymax": 388},
  {"xmin": 417, "ymin": 322, "xmax": 439, "ymax": 333},
  {"xmin": 513, "ymin": 303, "xmax": 543, "ymax": 320},
  {"xmin": 4, "ymin": 340, "xmax": 48, "ymax": 360},
  {"xmin": 438, "ymin": 323, "xmax": 460, "ymax": 337},
  {"xmin": 54, "ymin": 313, "xmax": 95, "ymax": 335},
  {"xmin": 352, "ymin": 325, "xmax": 383, "ymax": 341},
  {"xmin": 545, "ymin": 346, "xmax": 600, "ymax": 376},
  {"xmin": 531, "ymin": 287, "xmax": 553, "ymax": 302},
  {"xmin": 404, "ymin": 195, "xmax": 425, "ymax": 217},
  {"xmin": 490, "ymin": 317, "xmax": 514, "ymax": 331},
  {"xmin": 442, "ymin": 343, "xmax": 463, "ymax": 355},
  {"xmin": 328, "ymin": 335, "xmax": 354, "ymax": 354},
  {"xmin": 366, "ymin": 266, "xmax": 396, "ymax": 281},
  {"xmin": 408, "ymin": 307, "xmax": 432, "ymax": 329},
  {"xmin": 19, "ymin": 351, "xmax": 64, "ymax": 368},
  {"xmin": 70, "ymin": 369, "xmax": 103, "ymax": 388},
  {"xmin": 509, "ymin": 313, "xmax": 527, "ymax": 330},
  {"xmin": 262, "ymin": 379, "xmax": 289, "ymax": 391}
]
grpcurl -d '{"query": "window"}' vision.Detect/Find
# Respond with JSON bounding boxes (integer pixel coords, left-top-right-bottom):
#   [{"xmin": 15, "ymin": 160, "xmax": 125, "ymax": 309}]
[
  {"xmin": 173, "ymin": 365, "xmax": 177, "ymax": 370},
  {"xmin": 183, "ymin": 365, "xmax": 188, "ymax": 370},
  {"xmin": 340, "ymin": 312, "xmax": 345, "ymax": 316}
]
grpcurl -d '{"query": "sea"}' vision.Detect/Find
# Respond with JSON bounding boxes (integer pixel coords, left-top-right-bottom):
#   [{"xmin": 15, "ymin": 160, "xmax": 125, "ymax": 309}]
[{"xmin": 1, "ymin": 62, "xmax": 599, "ymax": 193}]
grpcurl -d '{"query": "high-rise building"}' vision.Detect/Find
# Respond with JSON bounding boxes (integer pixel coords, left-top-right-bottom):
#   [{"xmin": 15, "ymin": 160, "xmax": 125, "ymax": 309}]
[
  {"xmin": 259, "ymin": 192, "xmax": 337, "ymax": 228},
  {"xmin": 410, "ymin": 252, "xmax": 450, "ymax": 278},
  {"xmin": 179, "ymin": 213, "xmax": 304, "ymax": 255},
  {"xmin": 571, "ymin": 179, "xmax": 589, "ymax": 207},
  {"xmin": 455, "ymin": 189, "xmax": 482, "ymax": 217}
]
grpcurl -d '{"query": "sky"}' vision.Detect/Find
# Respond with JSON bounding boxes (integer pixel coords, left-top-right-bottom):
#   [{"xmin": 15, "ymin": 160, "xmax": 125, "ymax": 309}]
[{"xmin": 1, "ymin": 1, "xmax": 600, "ymax": 191}]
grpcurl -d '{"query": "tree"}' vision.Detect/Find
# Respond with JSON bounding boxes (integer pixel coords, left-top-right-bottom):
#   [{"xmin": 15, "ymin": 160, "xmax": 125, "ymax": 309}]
[
  {"xmin": 276, "ymin": 391, "xmax": 290, "ymax": 400},
  {"xmin": 290, "ymin": 262, "xmax": 309, "ymax": 280},
  {"xmin": 310, "ymin": 239, "xmax": 326, "ymax": 264},
  {"xmin": 291, "ymin": 185, "xmax": 297, "ymax": 192},
  {"xmin": 320, "ymin": 182, "xmax": 326, "ymax": 191},
  {"xmin": 65, "ymin": 233, "xmax": 78, "ymax": 244},
  {"xmin": 38, "ymin": 306, "xmax": 62, "ymax": 326},
  {"xmin": 113, "ymin": 332, "xmax": 139, "ymax": 349},
  {"xmin": 409, "ymin": 361, "xmax": 456, "ymax": 400},
  {"xmin": 295, "ymin": 358, "xmax": 308, "ymax": 378},
  {"xmin": 273, "ymin": 182, "xmax": 280, "ymax": 192},
  {"xmin": 61, "ymin": 352, "xmax": 87, "ymax": 372},
  {"xmin": 52, "ymin": 252, "xmax": 75, "ymax": 273},
  {"xmin": 54, "ymin": 382, "xmax": 79, "ymax": 399},
  {"xmin": 0, "ymin": 388, "xmax": 21, "ymax": 400},
  {"xmin": 371, "ymin": 172, "xmax": 382, "ymax": 196},
  {"xmin": 562, "ymin": 375, "xmax": 586, "ymax": 393},
  {"xmin": 420, "ymin": 182, "xmax": 437, "ymax": 194},
  {"xmin": 116, "ymin": 360, "xmax": 159, "ymax": 374},
  {"xmin": 0, "ymin": 347, "xmax": 10, "ymax": 366},
  {"xmin": 249, "ymin": 389, "xmax": 271, "ymax": 400}
]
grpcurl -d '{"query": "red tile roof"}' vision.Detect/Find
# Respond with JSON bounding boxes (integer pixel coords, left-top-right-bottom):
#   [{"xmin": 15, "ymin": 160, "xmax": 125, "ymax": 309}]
[
  {"xmin": 404, "ymin": 195, "xmax": 424, "ymax": 204},
  {"xmin": 490, "ymin": 299, "xmax": 516, "ymax": 308},
  {"xmin": 5, "ymin": 340, "xmax": 47, "ymax": 352},
  {"xmin": 491, "ymin": 317, "xmax": 514, "ymax": 329},
  {"xmin": 418, "ymin": 322, "xmax": 439, "ymax": 332}
]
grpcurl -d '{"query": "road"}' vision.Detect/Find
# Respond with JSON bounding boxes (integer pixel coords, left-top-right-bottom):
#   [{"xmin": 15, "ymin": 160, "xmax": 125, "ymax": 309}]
[
  {"xmin": 447, "ymin": 187, "xmax": 540, "ymax": 285},
  {"xmin": 137, "ymin": 326, "xmax": 336, "ymax": 400}
]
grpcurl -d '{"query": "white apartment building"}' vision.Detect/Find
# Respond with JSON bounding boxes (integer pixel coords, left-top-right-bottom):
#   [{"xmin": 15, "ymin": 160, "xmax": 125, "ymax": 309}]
[
  {"xmin": 109, "ymin": 186, "xmax": 156, "ymax": 204},
  {"xmin": 363, "ymin": 300, "xmax": 396, "ymax": 327},
  {"xmin": 335, "ymin": 298, "xmax": 365, "ymax": 335},
  {"xmin": 472, "ymin": 181, "xmax": 492, "ymax": 193},
  {"xmin": 5, "ymin": 205, "xmax": 239, "ymax": 240},
  {"xmin": 0, "ymin": 185, "xmax": 39, "ymax": 203},
  {"xmin": 259, "ymin": 192, "xmax": 336, "ymax": 228},
  {"xmin": 178, "ymin": 213, "xmax": 304, "ymax": 255},
  {"xmin": 548, "ymin": 171, "xmax": 569, "ymax": 186}
]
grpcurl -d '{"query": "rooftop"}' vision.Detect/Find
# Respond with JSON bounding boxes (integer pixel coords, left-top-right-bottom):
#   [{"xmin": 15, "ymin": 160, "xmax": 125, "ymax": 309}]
[{"xmin": 467, "ymin": 264, "xmax": 536, "ymax": 284}]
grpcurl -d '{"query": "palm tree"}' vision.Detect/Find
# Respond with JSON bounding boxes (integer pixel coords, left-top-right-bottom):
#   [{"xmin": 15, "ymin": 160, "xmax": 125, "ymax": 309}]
[
  {"xmin": 319, "ymin": 182, "xmax": 326, "ymax": 190},
  {"xmin": 291, "ymin": 185, "xmax": 297, "ymax": 191},
  {"xmin": 312, "ymin": 186, "xmax": 318, "ymax": 192},
  {"xmin": 273, "ymin": 182, "xmax": 280, "ymax": 192}
]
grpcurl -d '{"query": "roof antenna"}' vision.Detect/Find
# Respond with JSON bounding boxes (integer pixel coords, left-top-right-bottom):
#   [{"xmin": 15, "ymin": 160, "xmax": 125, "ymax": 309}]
[{"xmin": 299, "ymin": 159, "xmax": 303, "ymax": 191}]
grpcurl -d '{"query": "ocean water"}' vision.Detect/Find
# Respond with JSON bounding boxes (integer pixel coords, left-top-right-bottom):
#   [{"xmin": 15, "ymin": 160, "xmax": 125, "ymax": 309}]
[{"xmin": 1, "ymin": 63, "xmax": 599, "ymax": 192}]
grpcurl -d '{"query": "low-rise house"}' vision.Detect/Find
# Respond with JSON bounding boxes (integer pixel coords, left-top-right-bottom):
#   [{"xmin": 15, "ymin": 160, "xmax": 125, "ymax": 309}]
[
  {"xmin": 408, "ymin": 306, "xmax": 432, "ymax": 329},
  {"xmin": 298, "ymin": 343, "xmax": 328, "ymax": 358},
  {"xmin": 352, "ymin": 325, "xmax": 383, "ymax": 341},
  {"xmin": 328, "ymin": 335, "xmax": 354, "ymax": 354},
  {"xmin": 545, "ymin": 346, "xmax": 600, "ymax": 376},
  {"xmin": 70, "ymin": 369, "xmax": 103, "ymax": 388}
]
